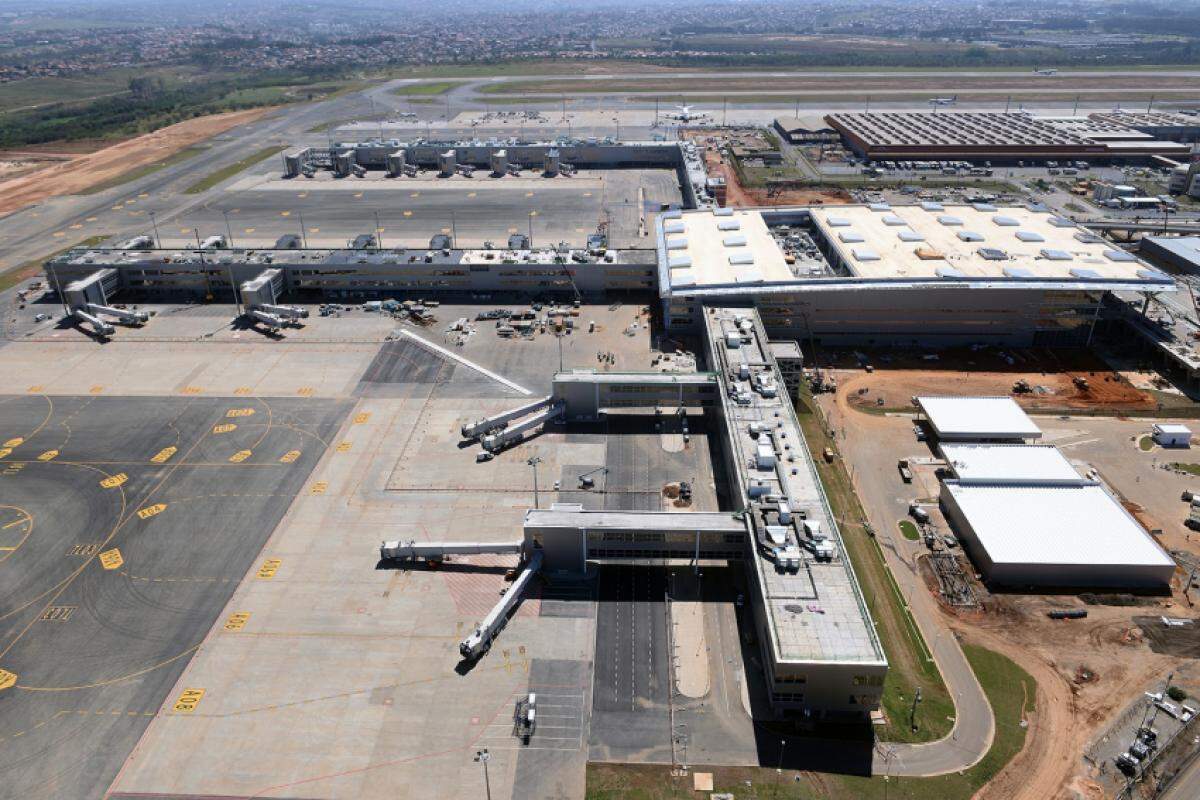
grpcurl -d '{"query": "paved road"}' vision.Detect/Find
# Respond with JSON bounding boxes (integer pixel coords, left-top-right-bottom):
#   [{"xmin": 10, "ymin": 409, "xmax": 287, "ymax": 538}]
[{"xmin": 1162, "ymin": 748, "xmax": 1200, "ymax": 800}]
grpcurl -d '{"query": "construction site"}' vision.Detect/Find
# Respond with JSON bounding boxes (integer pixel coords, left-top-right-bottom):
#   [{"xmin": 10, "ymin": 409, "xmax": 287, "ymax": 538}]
[{"xmin": 7, "ymin": 79, "xmax": 1200, "ymax": 800}]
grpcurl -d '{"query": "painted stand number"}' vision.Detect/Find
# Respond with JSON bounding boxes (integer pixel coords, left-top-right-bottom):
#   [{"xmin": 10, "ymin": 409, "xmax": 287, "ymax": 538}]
[
  {"xmin": 224, "ymin": 612, "xmax": 251, "ymax": 631},
  {"xmin": 100, "ymin": 473, "xmax": 127, "ymax": 489},
  {"xmin": 279, "ymin": 450, "xmax": 301, "ymax": 463},
  {"xmin": 0, "ymin": 668, "xmax": 17, "ymax": 691},
  {"xmin": 98, "ymin": 548, "xmax": 124, "ymax": 570},
  {"xmin": 226, "ymin": 408, "xmax": 255, "ymax": 418},
  {"xmin": 336, "ymin": 441, "xmax": 352, "ymax": 452},
  {"xmin": 353, "ymin": 413, "xmax": 371, "ymax": 424},
  {"xmin": 3, "ymin": 437, "xmax": 24, "ymax": 448},
  {"xmin": 173, "ymin": 688, "xmax": 205, "ymax": 713},
  {"xmin": 310, "ymin": 481, "xmax": 328, "ymax": 494},
  {"xmin": 257, "ymin": 559, "xmax": 281, "ymax": 579},
  {"xmin": 137, "ymin": 503, "xmax": 167, "ymax": 520},
  {"xmin": 150, "ymin": 446, "xmax": 177, "ymax": 464},
  {"xmin": 229, "ymin": 450, "xmax": 252, "ymax": 463},
  {"xmin": 37, "ymin": 450, "xmax": 58, "ymax": 461},
  {"xmin": 212, "ymin": 424, "xmax": 237, "ymax": 434}
]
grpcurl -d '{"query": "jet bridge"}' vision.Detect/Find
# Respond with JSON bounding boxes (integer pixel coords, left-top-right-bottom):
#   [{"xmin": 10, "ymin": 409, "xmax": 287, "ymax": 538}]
[
  {"xmin": 461, "ymin": 395, "xmax": 556, "ymax": 440},
  {"xmin": 459, "ymin": 550, "xmax": 543, "ymax": 660},
  {"xmin": 379, "ymin": 539, "xmax": 524, "ymax": 563},
  {"xmin": 240, "ymin": 268, "xmax": 307, "ymax": 330},
  {"xmin": 64, "ymin": 269, "xmax": 149, "ymax": 333}
]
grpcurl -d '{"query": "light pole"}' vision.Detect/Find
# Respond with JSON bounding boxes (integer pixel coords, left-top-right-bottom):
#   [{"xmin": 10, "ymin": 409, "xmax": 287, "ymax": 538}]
[
  {"xmin": 298, "ymin": 211, "xmax": 308, "ymax": 249},
  {"xmin": 527, "ymin": 456, "xmax": 543, "ymax": 509},
  {"xmin": 149, "ymin": 210, "xmax": 161, "ymax": 249},
  {"xmin": 528, "ymin": 211, "xmax": 535, "ymax": 248},
  {"xmin": 474, "ymin": 748, "xmax": 492, "ymax": 800},
  {"xmin": 222, "ymin": 210, "xmax": 235, "ymax": 248}
]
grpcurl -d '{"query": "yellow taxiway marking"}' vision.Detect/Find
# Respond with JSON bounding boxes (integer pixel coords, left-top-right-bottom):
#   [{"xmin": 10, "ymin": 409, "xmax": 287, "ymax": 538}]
[
  {"xmin": 150, "ymin": 446, "xmax": 177, "ymax": 464},
  {"xmin": 0, "ymin": 448, "xmax": 12, "ymax": 459},
  {"xmin": 354, "ymin": 192, "xmax": 363, "ymax": 198},
  {"xmin": 136, "ymin": 503, "xmax": 167, "ymax": 520},
  {"xmin": 52, "ymin": 231, "xmax": 65, "ymax": 238},
  {"xmin": 98, "ymin": 548, "xmax": 124, "ymax": 570},
  {"xmin": 353, "ymin": 412, "xmax": 371, "ymax": 424},
  {"xmin": 279, "ymin": 450, "xmax": 300, "ymax": 464},
  {"xmin": 0, "ymin": 668, "xmax": 17, "ymax": 691},
  {"xmin": 37, "ymin": 450, "xmax": 57, "ymax": 461},
  {"xmin": 441, "ymin": 227, "xmax": 451, "ymax": 234},
  {"xmin": 410, "ymin": 192, "xmax": 420, "ymax": 198},
  {"xmin": 297, "ymin": 387, "xmax": 314, "ymax": 397},
  {"xmin": 100, "ymin": 473, "xmax": 127, "ymax": 489},
  {"xmin": 256, "ymin": 559, "xmax": 281, "ymax": 579},
  {"xmin": 402, "ymin": 210, "xmax": 412, "ymax": 217},
  {"xmin": 180, "ymin": 386, "xmax": 202, "ymax": 395},
  {"xmin": 89, "ymin": 385, "xmax": 103, "ymax": 394},
  {"xmin": 280, "ymin": 211, "xmax": 291, "ymax": 217},
  {"xmin": 226, "ymin": 408, "xmax": 255, "ymax": 418},
  {"xmin": 26, "ymin": 385, "xmax": 43, "ymax": 393},
  {"xmin": 467, "ymin": 192, "xmax": 477, "ymax": 198},
  {"xmin": 336, "ymin": 441, "xmax": 352, "ymax": 453},
  {"xmin": 173, "ymin": 688, "xmax": 205, "ymax": 713},
  {"xmin": 310, "ymin": 481, "xmax": 328, "ymax": 494},
  {"xmin": 310, "ymin": 227, "xmax": 319, "ymax": 233},
  {"xmin": 234, "ymin": 387, "xmax": 252, "ymax": 395},
  {"xmin": 529, "ymin": 210, "xmax": 538, "ymax": 217},
  {"xmin": 70, "ymin": 223, "xmax": 82, "ymax": 230},
  {"xmin": 223, "ymin": 612, "xmax": 251, "ymax": 632},
  {"xmin": 244, "ymin": 227, "xmax": 256, "ymax": 234},
  {"xmin": 228, "ymin": 450, "xmax": 252, "ymax": 463},
  {"xmin": 212, "ymin": 423, "xmax": 237, "ymax": 434},
  {"xmin": 525, "ymin": 192, "xmax": 534, "ymax": 197},
  {"xmin": 3, "ymin": 438, "xmax": 24, "ymax": 448}
]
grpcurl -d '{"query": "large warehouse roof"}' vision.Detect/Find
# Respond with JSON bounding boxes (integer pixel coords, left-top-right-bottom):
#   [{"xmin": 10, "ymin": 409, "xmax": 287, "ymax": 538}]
[
  {"xmin": 811, "ymin": 204, "xmax": 1165, "ymax": 282},
  {"xmin": 939, "ymin": 443, "xmax": 1082, "ymax": 484},
  {"xmin": 942, "ymin": 482, "xmax": 1175, "ymax": 570},
  {"xmin": 917, "ymin": 396, "xmax": 1042, "ymax": 440}
]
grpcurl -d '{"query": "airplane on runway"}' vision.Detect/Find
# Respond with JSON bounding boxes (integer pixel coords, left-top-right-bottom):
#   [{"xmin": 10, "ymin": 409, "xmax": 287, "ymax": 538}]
[
  {"xmin": 928, "ymin": 95, "xmax": 957, "ymax": 106},
  {"xmin": 1034, "ymin": 68, "xmax": 1059, "ymax": 76},
  {"xmin": 664, "ymin": 104, "xmax": 708, "ymax": 122}
]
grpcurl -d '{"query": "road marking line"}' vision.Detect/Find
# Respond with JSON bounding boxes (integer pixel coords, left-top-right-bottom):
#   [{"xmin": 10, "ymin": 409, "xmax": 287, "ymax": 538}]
[
  {"xmin": 172, "ymin": 688, "xmax": 205, "ymax": 713},
  {"xmin": 396, "ymin": 330, "xmax": 531, "ymax": 395}
]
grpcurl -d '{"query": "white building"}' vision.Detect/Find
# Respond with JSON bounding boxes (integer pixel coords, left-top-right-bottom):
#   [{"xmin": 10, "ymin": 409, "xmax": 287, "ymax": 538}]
[
  {"xmin": 940, "ymin": 482, "xmax": 1176, "ymax": 588},
  {"xmin": 916, "ymin": 396, "xmax": 1042, "ymax": 442},
  {"xmin": 939, "ymin": 443, "xmax": 1083, "ymax": 484},
  {"xmin": 1153, "ymin": 423, "xmax": 1192, "ymax": 448}
]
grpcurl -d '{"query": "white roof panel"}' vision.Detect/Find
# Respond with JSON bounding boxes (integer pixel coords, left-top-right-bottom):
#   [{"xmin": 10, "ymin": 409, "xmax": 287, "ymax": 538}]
[
  {"xmin": 944, "ymin": 483, "xmax": 1175, "ymax": 568},
  {"xmin": 917, "ymin": 395, "xmax": 1042, "ymax": 440},
  {"xmin": 939, "ymin": 443, "xmax": 1083, "ymax": 484}
]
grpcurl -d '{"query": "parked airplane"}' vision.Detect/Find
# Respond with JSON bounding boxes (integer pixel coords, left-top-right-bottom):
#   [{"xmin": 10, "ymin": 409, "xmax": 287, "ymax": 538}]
[
  {"xmin": 1034, "ymin": 68, "xmax": 1059, "ymax": 76},
  {"xmin": 664, "ymin": 104, "xmax": 708, "ymax": 122},
  {"xmin": 929, "ymin": 95, "xmax": 957, "ymax": 106}
]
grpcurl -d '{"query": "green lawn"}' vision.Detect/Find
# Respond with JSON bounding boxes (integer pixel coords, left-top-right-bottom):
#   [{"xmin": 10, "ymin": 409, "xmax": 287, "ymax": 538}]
[
  {"xmin": 586, "ymin": 645, "xmax": 1036, "ymax": 800},
  {"xmin": 1139, "ymin": 435, "xmax": 1156, "ymax": 451},
  {"xmin": 898, "ymin": 520, "xmax": 921, "ymax": 541},
  {"xmin": 1169, "ymin": 463, "xmax": 1200, "ymax": 476},
  {"xmin": 793, "ymin": 386, "xmax": 953, "ymax": 744},
  {"xmin": 183, "ymin": 145, "xmax": 285, "ymax": 195},
  {"xmin": 78, "ymin": 145, "xmax": 206, "ymax": 195},
  {"xmin": 390, "ymin": 81, "xmax": 461, "ymax": 96}
]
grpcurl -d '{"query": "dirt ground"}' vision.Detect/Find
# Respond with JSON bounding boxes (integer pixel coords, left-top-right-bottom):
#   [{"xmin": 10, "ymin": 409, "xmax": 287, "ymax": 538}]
[
  {"xmin": 0, "ymin": 107, "xmax": 273, "ymax": 216},
  {"xmin": 822, "ymin": 347, "xmax": 1157, "ymax": 413},
  {"xmin": 696, "ymin": 140, "xmax": 849, "ymax": 208}
]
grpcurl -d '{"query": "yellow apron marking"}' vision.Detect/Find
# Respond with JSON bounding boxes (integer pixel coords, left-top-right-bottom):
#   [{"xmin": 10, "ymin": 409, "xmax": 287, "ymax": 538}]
[
  {"xmin": 226, "ymin": 408, "xmax": 255, "ymax": 418},
  {"xmin": 137, "ymin": 503, "xmax": 167, "ymax": 520},
  {"xmin": 228, "ymin": 449, "xmax": 252, "ymax": 463},
  {"xmin": 3, "ymin": 437, "xmax": 24, "ymax": 448},
  {"xmin": 467, "ymin": 192, "xmax": 477, "ymax": 198},
  {"xmin": 223, "ymin": 612, "xmax": 251, "ymax": 631},
  {"xmin": 150, "ymin": 446, "xmax": 177, "ymax": 464},
  {"xmin": 0, "ymin": 448, "xmax": 12, "ymax": 459},
  {"xmin": 336, "ymin": 441, "xmax": 352, "ymax": 453},
  {"xmin": 297, "ymin": 387, "xmax": 314, "ymax": 397},
  {"xmin": 100, "ymin": 473, "xmax": 128, "ymax": 489},
  {"xmin": 89, "ymin": 385, "xmax": 103, "ymax": 394},
  {"xmin": 310, "ymin": 481, "xmax": 328, "ymax": 494},
  {"xmin": 98, "ymin": 548, "xmax": 124, "ymax": 570},
  {"xmin": 234, "ymin": 387, "xmax": 252, "ymax": 395},
  {"xmin": 37, "ymin": 450, "xmax": 58, "ymax": 461},
  {"xmin": 353, "ymin": 412, "xmax": 371, "ymax": 424},
  {"xmin": 0, "ymin": 668, "xmax": 17, "ymax": 691},
  {"xmin": 529, "ymin": 210, "xmax": 538, "ymax": 216},
  {"xmin": 403, "ymin": 210, "xmax": 412, "ymax": 217},
  {"xmin": 40, "ymin": 605, "xmax": 76, "ymax": 622},
  {"xmin": 212, "ymin": 423, "xmax": 237, "ymax": 434},
  {"xmin": 256, "ymin": 558, "xmax": 281, "ymax": 579},
  {"xmin": 26, "ymin": 385, "xmax": 43, "ymax": 393},
  {"xmin": 173, "ymin": 688, "xmax": 205, "ymax": 713},
  {"xmin": 279, "ymin": 450, "xmax": 301, "ymax": 464},
  {"xmin": 280, "ymin": 211, "xmax": 291, "ymax": 217},
  {"xmin": 181, "ymin": 386, "xmax": 202, "ymax": 395}
]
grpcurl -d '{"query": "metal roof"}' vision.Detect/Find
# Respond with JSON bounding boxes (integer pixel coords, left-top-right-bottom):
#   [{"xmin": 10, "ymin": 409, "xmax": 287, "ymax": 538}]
[
  {"xmin": 917, "ymin": 395, "xmax": 1042, "ymax": 440},
  {"xmin": 943, "ymin": 482, "xmax": 1175, "ymax": 568},
  {"xmin": 939, "ymin": 443, "xmax": 1083, "ymax": 484}
]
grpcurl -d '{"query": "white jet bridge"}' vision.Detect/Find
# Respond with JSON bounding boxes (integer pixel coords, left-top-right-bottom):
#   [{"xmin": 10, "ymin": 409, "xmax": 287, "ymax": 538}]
[{"xmin": 63, "ymin": 269, "xmax": 149, "ymax": 335}]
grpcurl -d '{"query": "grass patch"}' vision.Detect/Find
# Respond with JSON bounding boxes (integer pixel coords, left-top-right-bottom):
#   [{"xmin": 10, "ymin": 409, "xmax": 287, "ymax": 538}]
[
  {"xmin": 184, "ymin": 145, "xmax": 285, "ymax": 194},
  {"xmin": 1139, "ymin": 435, "xmax": 1156, "ymax": 451},
  {"xmin": 1169, "ymin": 463, "xmax": 1200, "ymax": 476},
  {"xmin": 77, "ymin": 145, "xmax": 206, "ymax": 195},
  {"xmin": 898, "ymin": 520, "xmax": 921, "ymax": 541},
  {"xmin": 585, "ymin": 645, "xmax": 1035, "ymax": 800},
  {"xmin": 0, "ymin": 235, "xmax": 110, "ymax": 293},
  {"xmin": 390, "ymin": 81, "xmax": 460, "ymax": 96},
  {"xmin": 793, "ymin": 385, "xmax": 952, "ymax": 744}
]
